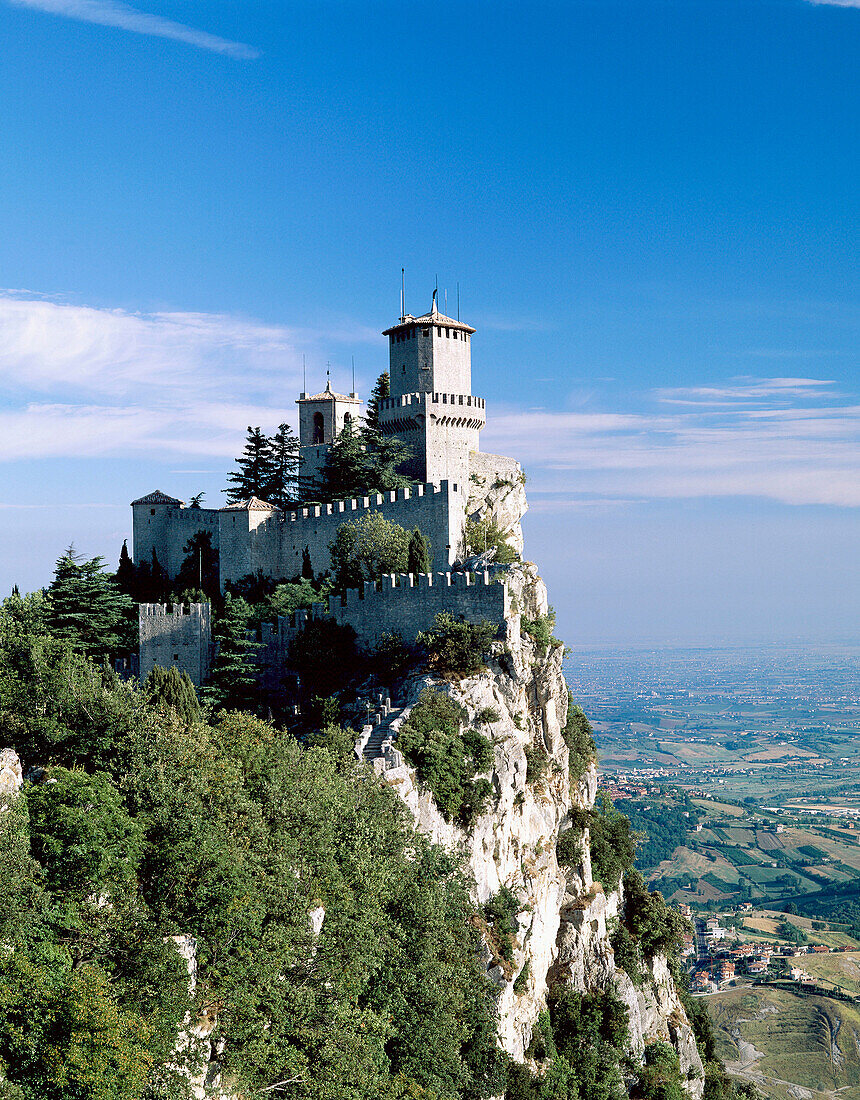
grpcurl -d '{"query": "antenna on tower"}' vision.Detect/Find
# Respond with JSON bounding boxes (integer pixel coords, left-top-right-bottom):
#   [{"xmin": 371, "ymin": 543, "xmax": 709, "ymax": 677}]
[
  {"xmin": 401, "ymin": 267, "xmax": 405, "ymax": 321},
  {"xmin": 445, "ymin": 288, "xmax": 448, "ymax": 315},
  {"xmin": 303, "ymin": 353, "xmax": 306, "ymax": 394},
  {"xmin": 457, "ymin": 282, "xmax": 460, "ymax": 321},
  {"xmin": 351, "ymin": 354, "xmax": 355, "ymax": 395}
]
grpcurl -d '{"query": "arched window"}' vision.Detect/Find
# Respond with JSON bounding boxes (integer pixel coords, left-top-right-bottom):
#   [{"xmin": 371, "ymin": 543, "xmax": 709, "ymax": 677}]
[
  {"xmin": 313, "ymin": 411, "xmax": 325, "ymax": 444},
  {"xmin": 343, "ymin": 411, "xmax": 352, "ymax": 428}
]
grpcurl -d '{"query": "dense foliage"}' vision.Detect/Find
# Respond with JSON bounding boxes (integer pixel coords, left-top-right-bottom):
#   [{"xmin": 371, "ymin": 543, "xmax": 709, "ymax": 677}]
[
  {"xmin": 397, "ymin": 687, "xmax": 495, "ymax": 826},
  {"xmin": 417, "ymin": 612, "xmax": 499, "ymax": 676},
  {"xmin": 0, "ymin": 594, "xmax": 506, "ymax": 1100},
  {"xmin": 464, "ymin": 517, "xmax": 519, "ymax": 564},
  {"xmin": 617, "ymin": 796, "xmax": 703, "ymax": 871},
  {"xmin": 328, "ymin": 512, "xmax": 416, "ymax": 591}
]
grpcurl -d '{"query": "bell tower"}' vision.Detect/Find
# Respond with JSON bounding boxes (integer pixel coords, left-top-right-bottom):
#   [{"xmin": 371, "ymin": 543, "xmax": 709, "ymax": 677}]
[
  {"xmin": 379, "ymin": 292, "xmax": 485, "ymax": 487},
  {"xmin": 296, "ymin": 380, "xmax": 361, "ymax": 492}
]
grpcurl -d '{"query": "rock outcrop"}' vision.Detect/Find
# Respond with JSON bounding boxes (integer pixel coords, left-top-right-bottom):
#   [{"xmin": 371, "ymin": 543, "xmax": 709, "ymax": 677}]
[{"xmin": 372, "ymin": 558, "xmax": 704, "ymax": 1093}]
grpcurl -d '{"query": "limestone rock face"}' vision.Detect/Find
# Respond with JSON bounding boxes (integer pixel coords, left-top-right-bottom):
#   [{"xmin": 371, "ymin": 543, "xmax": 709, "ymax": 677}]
[
  {"xmin": 467, "ymin": 451, "xmax": 527, "ymax": 558},
  {"xmin": 0, "ymin": 748, "xmax": 23, "ymax": 801},
  {"xmin": 374, "ymin": 560, "xmax": 704, "ymax": 1090}
]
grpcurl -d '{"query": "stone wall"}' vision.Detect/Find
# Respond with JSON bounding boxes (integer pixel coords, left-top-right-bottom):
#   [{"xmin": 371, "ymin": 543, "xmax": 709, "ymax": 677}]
[
  {"xmin": 133, "ymin": 502, "xmax": 220, "ymax": 579},
  {"xmin": 219, "ymin": 480, "xmax": 466, "ymax": 588},
  {"xmin": 139, "ymin": 603, "xmax": 212, "ymax": 686},
  {"xmin": 264, "ymin": 567, "xmax": 511, "ymax": 655}
]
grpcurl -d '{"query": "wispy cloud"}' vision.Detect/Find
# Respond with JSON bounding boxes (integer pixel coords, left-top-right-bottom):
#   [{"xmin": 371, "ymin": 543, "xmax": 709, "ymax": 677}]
[
  {"xmin": 657, "ymin": 377, "xmax": 837, "ymax": 405},
  {"xmin": 7, "ymin": 0, "xmax": 260, "ymax": 58},
  {"xmin": 0, "ymin": 293, "xmax": 362, "ymax": 462},
  {"xmin": 484, "ymin": 379, "xmax": 860, "ymax": 509},
  {"xmin": 803, "ymin": 0, "xmax": 860, "ymax": 8}
]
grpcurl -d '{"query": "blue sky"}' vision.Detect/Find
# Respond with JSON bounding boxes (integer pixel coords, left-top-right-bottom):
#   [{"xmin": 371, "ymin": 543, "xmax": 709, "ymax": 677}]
[{"xmin": 0, "ymin": 0, "xmax": 858, "ymax": 644}]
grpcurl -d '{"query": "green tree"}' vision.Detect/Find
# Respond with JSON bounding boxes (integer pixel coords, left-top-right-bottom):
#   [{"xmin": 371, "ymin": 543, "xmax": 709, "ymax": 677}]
[
  {"xmin": 365, "ymin": 370, "xmax": 390, "ymax": 432},
  {"xmin": 362, "ymin": 427, "xmax": 414, "ymax": 493},
  {"xmin": 47, "ymin": 547, "xmax": 135, "ymax": 659},
  {"xmin": 312, "ymin": 418, "xmax": 367, "ymax": 501},
  {"xmin": 225, "ymin": 426, "xmax": 275, "ymax": 503},
  {"xmin": 407, "ymin": 527, "xmax": 432, "ymax": 575},
  {"xmin": 144, "ymin": 665, "xmax": 201, "ymax": 724},
  {"xmin": 329, "ymin": 512, "xmax": 411, "ymax": 591},
  {"xmin": 417, "ymin": 612, "xmax": 499, "ymax": 676},
  {"xmin": 203, "ymin": 595, "xmax": 261, "ymax": 712},
  {"xmin": 301, "ymin": 545, "xmax": 314, "ymax": 580},
  {"xmin": 115, "ymin": 540, "xmax": 136, "ymax": 599},
  {"xmin": 264, "ymin": 422, "xmax": 300, "ymax": 508},
  {"xmin": 465, "ymin": 516, "xmax": 519, "ymax": 564}
]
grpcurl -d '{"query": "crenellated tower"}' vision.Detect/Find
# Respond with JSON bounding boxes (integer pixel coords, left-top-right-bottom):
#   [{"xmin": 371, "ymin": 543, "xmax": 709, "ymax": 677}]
[{"xmin": 379, "ymin": 292, "xmax": 486, "ymax": 489}]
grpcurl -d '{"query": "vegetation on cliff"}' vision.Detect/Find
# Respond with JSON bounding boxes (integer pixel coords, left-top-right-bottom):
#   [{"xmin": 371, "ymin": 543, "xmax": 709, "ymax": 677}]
[{"xmin": 0, "ymin": 593, "xmax": 504, "ymax": 1099}]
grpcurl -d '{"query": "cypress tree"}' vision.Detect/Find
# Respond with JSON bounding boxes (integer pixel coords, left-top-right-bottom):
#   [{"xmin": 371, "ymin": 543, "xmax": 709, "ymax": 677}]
[
  {"xmin": 301, "ymin": 546, "xmax": 314, "ymax": 580},
  {"xmin": 225, "ymin": 426, "xmax": 275, "ymax": 503},
  {"xmin": 144, "ymin": 665, "xmax": 201, "ymax": 723},
  {"xmin": 407, "ymin": 528, "xmax": 432, "ymax": 575},
  {"xmin": 115, "ymin": 540, "xmax": 136, "ymax": 597},
  {"xmin": 47, "ymin": 546, "xmax": 136, "ymax": 659},
  {"xmin": 176, "ymin": 530, "xmax": 219, "ymax": 599}
]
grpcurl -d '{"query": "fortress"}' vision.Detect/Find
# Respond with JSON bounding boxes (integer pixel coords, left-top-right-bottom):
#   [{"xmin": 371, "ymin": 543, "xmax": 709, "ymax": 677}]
[{"xmin": 134, "ymin": 293, "xmax": 525, "ymax": 685}]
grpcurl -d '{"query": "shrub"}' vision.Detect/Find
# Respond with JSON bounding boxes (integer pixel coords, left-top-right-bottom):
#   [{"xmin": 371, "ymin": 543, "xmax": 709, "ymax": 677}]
[
  {"xmin": 417, "ymin": 612, "xmax": 499, "ymax": 676},
  {"xmin": 563, "ymin": 699, "xmax": 596, "ymax": 780},
  {"xmin": 524, "ymin": 743, "xmax": 549, "ymax": 785},
  {"xmin": 589, "ymin": 793, "xmax": 636, "ymax": 891},
  {"xmin": 464, "ymin": 516, "xmax": 519, "ymax": 564},
  {"xmin": 476, "ymin": 705, "xmax": 501, "ymax": 725},
  {"xmin": 521, "ymin": 610, "xmax": 556, "ymax": 656},
  {"xmin": 484, "ymin": 886, "xmax": 520, "ymax": 963},
  {"xmin": 397, "ymin": 689, "xmax": 492, "ymax": 827}
]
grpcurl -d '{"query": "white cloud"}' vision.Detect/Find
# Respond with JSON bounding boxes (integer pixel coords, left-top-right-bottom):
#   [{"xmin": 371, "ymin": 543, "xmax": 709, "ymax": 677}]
[
  {"xmin": 657, "ymin": 377, "xmax": 837, "ymax": 405},
  {"xmin": 484, "ymin": 382, "xmax": 860, "ymax": 509},
  {"xmin": 7, "ymin": 0, "xmax": 260, "ymax": 58},
  {"xmin": 0, "ymin": 293, "xmax": 357, "ymax": 461},
  {"xmin": 803, "ymin": 0, "xmax": 860, "ymax": 7}
]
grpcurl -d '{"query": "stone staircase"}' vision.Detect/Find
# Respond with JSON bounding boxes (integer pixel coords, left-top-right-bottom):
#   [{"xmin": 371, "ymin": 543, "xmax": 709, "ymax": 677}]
[{"xmin": 355, "ymin": 689, "xmax": 409, "ymax": 762}]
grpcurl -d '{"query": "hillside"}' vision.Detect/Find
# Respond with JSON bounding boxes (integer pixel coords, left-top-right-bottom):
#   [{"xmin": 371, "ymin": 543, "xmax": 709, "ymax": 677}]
[{"xmin": 708, "ymin": 985, "xmax": 860, "ymax": 1100}]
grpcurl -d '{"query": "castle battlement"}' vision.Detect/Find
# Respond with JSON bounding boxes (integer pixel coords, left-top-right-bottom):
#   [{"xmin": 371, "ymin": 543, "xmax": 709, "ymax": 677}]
[
  {"xmin": 266, "ymin": 568, "xmax": 510, "ymax": 654},
  {"xmin": 280, "ymin": 479, "xmax": 454, "ymax": 522},
  {"xmin": 138, "ymin": 602, "xmax": 212, "ymax": 687}
]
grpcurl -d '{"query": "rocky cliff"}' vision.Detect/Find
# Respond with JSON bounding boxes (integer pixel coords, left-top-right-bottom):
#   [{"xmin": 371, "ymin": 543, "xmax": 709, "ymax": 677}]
[{"xmin": 372, "ymin": 547, "xmax": 704, "ymax": 1091}]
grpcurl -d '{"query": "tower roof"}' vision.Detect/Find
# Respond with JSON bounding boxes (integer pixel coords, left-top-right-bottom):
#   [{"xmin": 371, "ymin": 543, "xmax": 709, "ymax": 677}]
[
  {"xmin": 296, "ymin": 379, "xmax": 360, "ymax": 403},
  {"xmin": 220, "ymin": 496, "xmax": 280, "ymax": 512},
  {"xmin": 131, "ymin": 489, "xmax": 182, "ymax": 506},
  {"xmin": 383, "ymin": 291, "xmax": 475, "ymax": 336}
]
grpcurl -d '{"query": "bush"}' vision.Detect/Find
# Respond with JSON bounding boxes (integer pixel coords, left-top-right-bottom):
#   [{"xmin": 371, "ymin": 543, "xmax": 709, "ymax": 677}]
[
  {"xmin": 589, "ymin": 794, "xmax": 636, "ymax": 891},
  {"xmin": 417, "ymin": 612, "xmax": 499, "ymax": 676},
  {"xmin": 524, "ymin": 743, "xmax": 549, "ymax": 785},
  {"xmin": 521, "ymin": 610, "xmax": 556, "ymax": 657},
  {"xmin": 476, "ymin": 705, "xmax": 501, "ymax": 725},
  {"xmin": 484, "ymin": 886, "xmax": 520, "ymax": 963},
  {"xmin": 397, "ymin": 689, "xmax": 493, "ymax": 827},
  {"xmin": 465, "ymin": 516, "xmax": 519, "ymax": 564},
  {"xmin": 329, "ymin": 512, "xmax": 413, "ymax": 591},
  {"xmin": 562, "ymin": 699, "xmax": 596, "ymax": 780}
]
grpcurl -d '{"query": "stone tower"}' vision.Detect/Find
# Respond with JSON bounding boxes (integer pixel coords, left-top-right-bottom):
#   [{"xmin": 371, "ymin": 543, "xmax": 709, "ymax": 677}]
[
  {"xmin": 379, "ymin": 292, "xmax": 485, "ymax": 488},
  {"xmin": 296, "ymin": 380, "xmax": 361, "ymax": 491}
]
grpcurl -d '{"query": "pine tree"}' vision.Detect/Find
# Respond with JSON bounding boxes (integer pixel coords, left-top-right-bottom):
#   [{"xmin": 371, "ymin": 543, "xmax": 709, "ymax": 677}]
[
  {"xmin": 365, "ymin": 371, "xmax": 390, "ymax": 432},
  {"xmin": 314, "ymin": 419, "xmax": 368, "ymax": 502},
  {"xmin": 407, "ymin": 528, "xmax": 432, "ymax": 575},
  {"xmin": 225, "ymin": 426, "xmax": 275, "ymax": 503},
  {"xmin": 363, "ymin": 428, "xmax": 414, "ymax": 492},
  {"xmin": 301, "ymin": 546, "xmax": 314, "ymax": 580},
  {"xmin": 202, "ymin": 595, "xmax": 261, "ymax": 712},
  {"xmin": 188, "ymin": 492, "xmax": 205, "ymax": 509},
  {"xmin": 264, "ymin": 422, "xmax": 300, "ymax": 508},
  {"xmin": 47, "ymin": 546, "xmax": 136, "ymax": 659}
]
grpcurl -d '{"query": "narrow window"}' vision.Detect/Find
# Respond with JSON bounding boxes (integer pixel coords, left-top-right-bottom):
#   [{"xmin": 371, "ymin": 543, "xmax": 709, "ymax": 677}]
[
  {"xmin": 343, "ymin": 411, "xmax": 351, "ymax": 427},
  {"xmin": 422, "ymin": 327, "xmax": 429, "ymax": 336},
  {"xmin": 151, "ymin": 508, "xmax": 156, "ymax": 515},
  {"xmin": 313, "ymin": 411, "xmax": 325, "ymax": 444}
]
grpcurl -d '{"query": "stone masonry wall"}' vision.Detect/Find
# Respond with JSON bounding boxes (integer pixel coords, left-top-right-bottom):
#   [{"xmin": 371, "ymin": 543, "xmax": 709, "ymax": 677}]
[
  {"xmin": 133, "ymin": 504, "xmax": 220, "ymax": 579},
  {"xmin": 263, "ymin": 568, "xmax": 510, "ymax": 656},
  {"xmin": 219, "ymin": 480, "xmax": 466, "ymax": 588},
  {"xmin": 139, "ymin": 603, "xmax": 212, "ymax": 687}
]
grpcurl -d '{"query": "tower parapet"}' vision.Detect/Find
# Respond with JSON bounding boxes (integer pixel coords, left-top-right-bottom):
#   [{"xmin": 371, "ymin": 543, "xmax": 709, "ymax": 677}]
[{"xmin": 138, "ymin": 602, "xmax": 212, "ymax": 687}]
